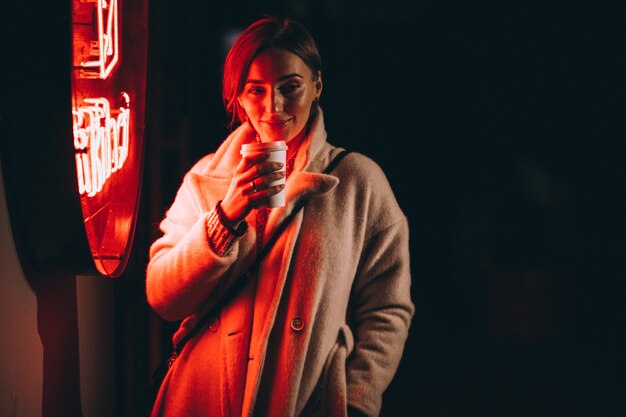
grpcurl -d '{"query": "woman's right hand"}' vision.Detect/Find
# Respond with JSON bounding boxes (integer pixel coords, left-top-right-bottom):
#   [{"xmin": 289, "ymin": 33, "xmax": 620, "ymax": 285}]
[{"xmin": 219, "ymin": 152, "xmax": 285, "ymax": 227}]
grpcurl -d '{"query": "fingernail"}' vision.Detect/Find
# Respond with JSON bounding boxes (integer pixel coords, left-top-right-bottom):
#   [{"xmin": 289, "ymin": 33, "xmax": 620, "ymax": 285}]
[{"xmin": 276, "ymin": 162, "xmax": 284, "ymax": 168}]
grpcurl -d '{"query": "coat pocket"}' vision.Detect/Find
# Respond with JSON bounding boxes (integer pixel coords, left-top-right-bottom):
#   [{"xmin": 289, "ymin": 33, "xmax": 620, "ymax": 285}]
[{"xmin": 318, "ymin": 324, "xmax": 355, "ymax": 417}]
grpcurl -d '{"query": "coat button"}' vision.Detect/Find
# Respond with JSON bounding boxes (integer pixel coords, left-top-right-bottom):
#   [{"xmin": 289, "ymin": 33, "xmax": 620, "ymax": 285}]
[
  {"xmin": 290, "ymin": 317, "xmax": 304, "ymax": 332},
  {"xmin": 208, "ymin": 318, "xmax": 219, "ymax": 332}
]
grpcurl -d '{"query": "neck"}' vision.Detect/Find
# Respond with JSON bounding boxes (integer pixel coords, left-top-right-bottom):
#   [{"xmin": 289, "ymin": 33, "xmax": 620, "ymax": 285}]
[
  {"xmin": 287, "ymin": 130, "xmax": 306, "ymax": 158},
  {"xmin": 285, "ymin": 131, "xmax": 307, "ymax": 178}
]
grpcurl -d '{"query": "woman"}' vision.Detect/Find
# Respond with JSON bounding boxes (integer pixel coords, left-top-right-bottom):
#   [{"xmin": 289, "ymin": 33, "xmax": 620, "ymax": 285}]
[{"xmin": 147, "ymin": 16, "xmax": 414, "ymax": 417}]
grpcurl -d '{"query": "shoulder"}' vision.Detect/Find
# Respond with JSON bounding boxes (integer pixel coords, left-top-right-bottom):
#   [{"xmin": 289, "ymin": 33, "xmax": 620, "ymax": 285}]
[
  {"xmin": 180, "ymin": 152, "xmax": 230, "ymax": 184},
  {"xmin": 338, "ymin": 152, "xmax": 387, "ymax": 182},
  {"xmin": 333, "ymin": 151, "xmax": 406, "ymax": 237},
  {"xmin": 187, "ymin": 153, "xmax": 216, "ymax": 176},
  {"xmin": 335, "ymin": 152, "xmax": 394, "ymax": 200},
  {"xmin": 165, "ymin": 152, "xmax": 229, "ymax": 216}
]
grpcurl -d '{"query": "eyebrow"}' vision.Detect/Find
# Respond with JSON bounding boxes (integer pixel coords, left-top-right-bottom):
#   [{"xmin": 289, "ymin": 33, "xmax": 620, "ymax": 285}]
[{"xmin": 245, "ymin": 73, "xmax": 304, "ymax": 85}]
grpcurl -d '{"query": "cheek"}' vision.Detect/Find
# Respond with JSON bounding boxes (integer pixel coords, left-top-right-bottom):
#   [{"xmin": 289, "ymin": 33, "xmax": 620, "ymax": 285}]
[
  {"xmin": 242, "ymin": 100, "xmax": 261, "ymax": 118},
  {"xmin": 291, "ymin": 95, "xmax": 314, "ymax": 116}
]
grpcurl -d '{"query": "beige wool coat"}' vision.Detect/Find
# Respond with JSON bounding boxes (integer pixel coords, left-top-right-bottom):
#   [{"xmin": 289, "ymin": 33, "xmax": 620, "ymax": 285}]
[{"xmin": 146, "ymin": 111, "xmax": 414, "ymax": 417}]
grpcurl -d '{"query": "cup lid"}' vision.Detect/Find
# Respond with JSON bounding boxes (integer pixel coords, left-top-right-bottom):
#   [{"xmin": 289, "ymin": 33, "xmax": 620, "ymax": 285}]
[{"xmin": 241, "ymin": 140, "xmax": 288, "ymax": 153}]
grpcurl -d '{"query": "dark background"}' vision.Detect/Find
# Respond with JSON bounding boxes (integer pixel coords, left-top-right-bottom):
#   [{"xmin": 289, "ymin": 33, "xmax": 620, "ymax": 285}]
[
  {"xmin": 0, "ymin": 0, "xmax": 626, "ymax": 417},
  {"xmin": 2, "ymin": 1, "xmax": 623, "ymax": 416},
  {"xmin": 128, "ymin": 1, "xmax": 625, "ymax": 416},
  {"xmin": 112, "ymin": 0, "xmax": 626, "ymax": 416}
]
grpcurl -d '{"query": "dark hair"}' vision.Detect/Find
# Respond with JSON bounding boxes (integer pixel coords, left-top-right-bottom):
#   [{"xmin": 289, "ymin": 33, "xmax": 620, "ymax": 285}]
[{"xmin": 222, "ymin": 16, "xmax": 322, "ymax": 129}]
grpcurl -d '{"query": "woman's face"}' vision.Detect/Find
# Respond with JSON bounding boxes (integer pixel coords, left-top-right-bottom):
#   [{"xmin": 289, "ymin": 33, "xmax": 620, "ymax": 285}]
[{"xmin": 238, "ymin": 48, "xmax": 322, "ymax": 143}]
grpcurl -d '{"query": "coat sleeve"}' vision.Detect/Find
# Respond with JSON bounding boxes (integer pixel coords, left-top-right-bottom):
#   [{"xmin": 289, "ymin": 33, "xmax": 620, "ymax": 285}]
[
  {"xmin": 344, "ymin": 160, "xmax": 414, "ymax": 417},
  {"xmin": 146, "ymin": 171, "xmax": 241, "ymax": 322}
]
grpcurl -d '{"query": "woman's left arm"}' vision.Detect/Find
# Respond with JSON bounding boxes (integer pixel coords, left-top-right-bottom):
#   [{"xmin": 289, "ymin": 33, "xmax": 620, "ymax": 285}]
[{"xmin": 346, "ymin": 215, "xmax": 414, "ymax": 417}]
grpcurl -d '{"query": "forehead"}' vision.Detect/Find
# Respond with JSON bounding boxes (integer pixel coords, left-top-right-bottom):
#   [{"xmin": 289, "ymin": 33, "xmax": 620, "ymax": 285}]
[{"xmin": 246, "ymin": 48, "xmax": 312, "ymax": 81}]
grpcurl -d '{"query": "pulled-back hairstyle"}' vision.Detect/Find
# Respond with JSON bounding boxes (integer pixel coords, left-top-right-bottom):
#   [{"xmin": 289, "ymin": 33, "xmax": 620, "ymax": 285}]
[{"xmin": 222, "ymin": 16, "xmax": 322, "ymax": 129}]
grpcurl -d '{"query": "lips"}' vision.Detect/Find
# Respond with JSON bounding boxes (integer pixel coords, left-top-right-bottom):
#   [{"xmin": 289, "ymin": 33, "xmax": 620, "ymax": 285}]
[{"xmin": 262, "ymin": 118, "xmax": 291, "ymax": 129}]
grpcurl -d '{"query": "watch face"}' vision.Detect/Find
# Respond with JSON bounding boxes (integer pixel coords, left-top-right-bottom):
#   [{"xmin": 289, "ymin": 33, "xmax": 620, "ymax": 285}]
[{"xmin": 71, "ymin": 0, "xmax": 148, "ymax": 277}]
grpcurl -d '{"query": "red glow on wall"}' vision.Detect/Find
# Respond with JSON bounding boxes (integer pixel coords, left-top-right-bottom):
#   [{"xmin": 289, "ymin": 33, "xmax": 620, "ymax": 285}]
[{"xmin": 73, "ymin": 93, "xmax": 130, "ymax": 197}]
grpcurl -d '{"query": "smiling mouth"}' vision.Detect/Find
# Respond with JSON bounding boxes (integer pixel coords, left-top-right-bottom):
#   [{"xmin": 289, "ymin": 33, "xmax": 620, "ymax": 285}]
[{"xmin": 262, "ymin": 119, "xmax": 291, "ymax": 129}]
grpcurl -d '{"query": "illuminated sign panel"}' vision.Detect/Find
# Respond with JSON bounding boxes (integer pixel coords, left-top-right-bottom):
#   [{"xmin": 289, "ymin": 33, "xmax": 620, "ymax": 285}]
[
  {"xmin": 73, "ymin": 94, "xmax": 130, "ymax": 197},
  {"xmin": 71, "ymin": 0, "xmax": 147, "ymax": 277},
  {"xmin": 75, "ymin": 0, "xmax": 120, "ymax": 80},
  {"xmin": 0, "ymin": 0, "xmax": 146, "ymax": 278}
]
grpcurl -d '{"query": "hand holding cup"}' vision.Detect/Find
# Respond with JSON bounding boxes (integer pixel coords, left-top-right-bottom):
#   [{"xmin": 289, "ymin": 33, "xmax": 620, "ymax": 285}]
[{"xmin": 220, "ymin": 141, "xmax": 287, "ymax": 227}]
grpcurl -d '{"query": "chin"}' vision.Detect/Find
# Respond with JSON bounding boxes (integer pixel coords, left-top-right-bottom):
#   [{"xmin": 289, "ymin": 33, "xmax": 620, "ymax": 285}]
[{"xmin": 262, "ymin": 130, "xmax": 291, "ymax": 143}]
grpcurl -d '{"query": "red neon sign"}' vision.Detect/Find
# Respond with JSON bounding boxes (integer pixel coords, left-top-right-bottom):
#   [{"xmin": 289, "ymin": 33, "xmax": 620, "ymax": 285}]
[
  {"xmin": 77, "ymin": 0, "xmax": 120, "ymax": 80},
  {"xmin": 71, "ymin": 0, "xmax": 147, "ymax": 277},
  {"xmin": 72, "ymin": 93, "xmax": 130, "ymax": 197}
]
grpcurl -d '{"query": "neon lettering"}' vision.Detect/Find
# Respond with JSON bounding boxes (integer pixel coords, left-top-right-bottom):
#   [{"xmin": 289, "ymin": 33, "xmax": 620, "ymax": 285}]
[
  {"xmin": 79, "ymin": 0, "xmax": 119, "ymax": 79},
  {"xmin": 73, "ymin": 93, "xmax": 130, "ymax": 197}
]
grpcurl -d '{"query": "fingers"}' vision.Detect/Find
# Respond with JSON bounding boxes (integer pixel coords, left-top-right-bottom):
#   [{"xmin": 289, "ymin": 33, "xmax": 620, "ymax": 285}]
[
  {"xmin": 221, "ymin": 148, "xmax": 286, "ymax": 221},
  {"xmin": 237, "ymin": 154, "xmax": 284, "ymax": 190},
  {"xmin": 248, "ymin": 184, "xmax": 286, "ymax": 208},
  {"xmin": 249, "ymin": 170, "xmax": 285, "ymax": 193},
  {"xmin": 239, "ymin": 152, "xmax": 270, "ymax": 170},
  {"xmin": 240, "ymin": 155, "xmax": 283, "ymax": 177},
  {"xmin": 250, "ymin": 161, "xmax": 284, "ymax": 181}
]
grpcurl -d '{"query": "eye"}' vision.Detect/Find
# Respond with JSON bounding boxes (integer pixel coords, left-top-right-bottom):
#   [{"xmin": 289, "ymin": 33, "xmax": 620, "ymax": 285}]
[
  {"xmin": 247, "ymin": 86, "xmax": 265, "ymax": 95},
  {"xmin": 279, "ymin": 83, "xmax": 301, "ymax": 95}
]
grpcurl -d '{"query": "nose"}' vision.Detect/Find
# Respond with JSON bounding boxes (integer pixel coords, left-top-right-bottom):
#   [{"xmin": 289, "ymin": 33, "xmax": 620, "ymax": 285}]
[{"xmin": 266, "ymin": 89, "xmax": 284, "ymax": 113}]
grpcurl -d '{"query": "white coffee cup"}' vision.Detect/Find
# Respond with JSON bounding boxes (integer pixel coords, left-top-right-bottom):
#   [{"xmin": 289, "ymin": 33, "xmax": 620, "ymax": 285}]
[{"xmin": 240, "ymin": 140, "xmax": 288, "ymax": 207}]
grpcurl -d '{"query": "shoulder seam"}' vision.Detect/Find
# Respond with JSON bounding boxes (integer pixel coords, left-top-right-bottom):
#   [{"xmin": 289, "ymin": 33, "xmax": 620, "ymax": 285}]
[{"xmin": 364, "ymin": 215, "xmax": 407, "ymax": 244}]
